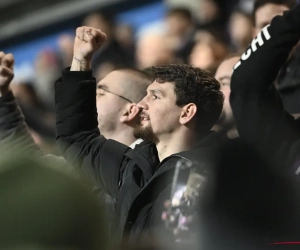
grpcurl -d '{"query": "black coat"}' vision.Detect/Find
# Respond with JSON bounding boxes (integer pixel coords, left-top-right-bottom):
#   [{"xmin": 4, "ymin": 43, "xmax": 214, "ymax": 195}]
[
  {"xmin": 55, "ymin": 69, "xmax": 223, "ymax": 243},
  {"xmin": 230, "ymin": 4, "xmax": 300, "ymax": 179}
]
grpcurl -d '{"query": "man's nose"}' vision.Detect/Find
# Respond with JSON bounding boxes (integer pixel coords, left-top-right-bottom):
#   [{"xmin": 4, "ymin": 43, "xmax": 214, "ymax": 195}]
[{"xmin": 137, "ymin": 98, "xmax": 148, "ymax": 110}]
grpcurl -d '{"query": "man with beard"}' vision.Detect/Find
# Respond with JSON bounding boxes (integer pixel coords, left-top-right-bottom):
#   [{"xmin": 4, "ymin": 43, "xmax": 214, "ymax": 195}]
[
  {"xmin": 213, "ymin": 55, "xmax": 240, "ymax": 139},
  {"xmin": 54, "ymin": 26, "xmax": 224, "ymax": 246}
]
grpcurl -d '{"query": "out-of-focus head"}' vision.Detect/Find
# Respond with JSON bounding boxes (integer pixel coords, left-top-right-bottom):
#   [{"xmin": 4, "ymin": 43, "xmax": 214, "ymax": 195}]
[
  {"xmin": 0, "ymin": 154, "xmax": 106, "ymax": 250},
  {"xmin": 82, "ymin": 12, "xmax": 114, "ymax": 38},
  {"xmin": 229, "ymin": 11, "xmax": 253, "ymax": 53},
  {"xmin": 134, "ymin": 64, "xmax": 224, "ymax": 142},
  {"xmin": 10, "ymin": 83, "xmax": 38, "ymax": 106},
  {"xmin": 165, "ymin": 7, "xmax": 193, "ymax": 38},
  {"xmin": 96, "ymin": 69, "xmax": 152, "ymax": 137},
  {"xmin": 57, "ymin": 34, "xmax": 74, "ymax": 67},
  {"xmin": 252, "ymin": 0, "xmax": 296, "ymax": 36},
  {"xmin": 214, "ymin": 56, "xmax": 241, "ymax": 129},
  {"xmin": 115, "ymin": 24, "xmax": 135, "ymax": 48},
  {"xmin": 199, "ymin": 0, "xmax": 220, "ymax": 23},
  {"xmin": 136, "ymin": 33, "xmax": 175, "ymax": 69},
  {"xmin": 189, "ymin": 33, "xmax": 228, "ymax": 73}
]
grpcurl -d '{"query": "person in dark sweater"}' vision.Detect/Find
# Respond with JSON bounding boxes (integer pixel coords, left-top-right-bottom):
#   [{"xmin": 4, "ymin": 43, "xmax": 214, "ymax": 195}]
[
  {"xmin": 252, "ymin": 0, "xmax": 300, "ymax": 115},
  {"xmin": 213, "ymin": 55, "xmax": 240, "ymax": 138},
  {"xmin": 230, "ymin": 3, "xmax": 300, "ymax": 178},
  {"xmin": 0, "ymin": 51, "xmax": 151, "ymax": 244},
  {"xmin": 54, "ymin": 26, "xmax": 224, "ymax": 246}
]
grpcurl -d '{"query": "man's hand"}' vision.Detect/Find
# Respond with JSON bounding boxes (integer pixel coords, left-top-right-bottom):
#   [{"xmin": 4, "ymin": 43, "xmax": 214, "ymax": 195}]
[
  {"xmin": 71, "ymin": 26, "xmax": 106, "ymax": 71},
  {"xmin": 0, "ymin": 52, "xmax": 14, "ymax": 97}
]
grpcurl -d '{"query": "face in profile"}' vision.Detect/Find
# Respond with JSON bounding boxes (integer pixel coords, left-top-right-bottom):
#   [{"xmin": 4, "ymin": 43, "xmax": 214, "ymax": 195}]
[
  {"xmin": 214, "ymin": 56, "xmax": 240, "ymax": 128},
  {"xmin": 134, "ymin": 81, "xmax": 182, "ymax": 142},
  {"xmin": 96, "ymin": 71, "xmax": 132, "ymax": 135}
]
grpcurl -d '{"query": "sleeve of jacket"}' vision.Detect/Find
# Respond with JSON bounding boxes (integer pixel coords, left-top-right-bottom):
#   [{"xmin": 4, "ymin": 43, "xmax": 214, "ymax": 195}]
[
  {"xmin": 0, "ymin": 91, "xmax": 43, "ymax": 157},
  {"xmin": 55, "ymin": 68, "xmax": 130, "ymax": 198},
  {"xmin": 230, "ymin": 4, "xmax": 300, "ymax": 174}
]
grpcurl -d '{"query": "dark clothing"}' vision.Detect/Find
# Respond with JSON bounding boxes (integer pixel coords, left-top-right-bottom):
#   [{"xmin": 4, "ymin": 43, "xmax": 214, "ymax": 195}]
[
  {"xmin": 278, "ymin": 48, "xmax": 300, "ymax": 114},
  {"xmin": 55, "ymin": 69, "xmax": 224, "ymax": 243},
  {"xmin": 230, "ymin": 4, "xmax": 300, "ymax": 179},
  {"xmin": 0, "ymin": 91, "xmax": 118, "ymax": 241},
  {"xmin": 0, "ymin": 91, "xmax": 44, "ymax": 158}
]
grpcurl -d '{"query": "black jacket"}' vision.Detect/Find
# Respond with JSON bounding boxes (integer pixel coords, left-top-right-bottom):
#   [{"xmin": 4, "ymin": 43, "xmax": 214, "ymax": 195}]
[
  {"xmin": 230, "ymin": 4, "xmax": 300, "ymax": 179},
  {"xmin": 55, "ymin": 69, "xmax": 224, "ymax": 243},
  {"xmin": 0, "ymin": 91, "xmax": 119, "ymax": 241}
]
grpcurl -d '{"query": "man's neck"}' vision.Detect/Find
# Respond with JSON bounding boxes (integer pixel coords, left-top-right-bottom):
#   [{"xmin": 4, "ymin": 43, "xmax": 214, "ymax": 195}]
[
  {"xmin": 156, "ymin": 132, "xmax": 197, "ymax": 162},
  {"xmin": 104, "ymin": 128, "xmax": 137, "ymax": 147}
]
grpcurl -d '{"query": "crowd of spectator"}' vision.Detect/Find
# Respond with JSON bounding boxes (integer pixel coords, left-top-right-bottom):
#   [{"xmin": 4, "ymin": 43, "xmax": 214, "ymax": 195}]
[{"xmin": 1, "ymin": 0, "xmax": 300, "ymax": 249}]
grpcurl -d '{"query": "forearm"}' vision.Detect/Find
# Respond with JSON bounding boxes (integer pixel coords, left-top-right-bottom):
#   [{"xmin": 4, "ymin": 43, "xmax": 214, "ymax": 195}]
[
  {"xmin": 230, "ymin": 5, "xmax": 300, "ymax": 156},
  {"xmin": 70, "ymin": 57, "xmax": 91, "ymax": 71},
  {"xmin": 0, "ymin": 91, "xmax": 43, "ymax": 157},
  {"xmin": 55, "ymin": 68, "xmax": 97, "ymax": 137},
  {"xmin": 232, "ymin": 4, "xmax": 300, "ymax": 95}
]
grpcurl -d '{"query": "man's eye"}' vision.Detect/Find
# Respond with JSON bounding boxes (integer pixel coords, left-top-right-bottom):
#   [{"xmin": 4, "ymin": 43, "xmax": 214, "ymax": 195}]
[
  {"xmin": 221, "ymin": 82, "xmax": 230, "ymax": 87},
  {"xmin": 153, "ymin": 95, "xmax": 159, "ymax": 100}
]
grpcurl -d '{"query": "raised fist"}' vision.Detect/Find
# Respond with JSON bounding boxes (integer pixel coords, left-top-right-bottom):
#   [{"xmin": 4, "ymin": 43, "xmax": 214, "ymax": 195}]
[
  {"xmin": 0, "ymin": 52, "xmax": 14, "ymax": 96},
  {"xmin": 73, "ymin": 26, "xmax": 106, "ymax": 62}
]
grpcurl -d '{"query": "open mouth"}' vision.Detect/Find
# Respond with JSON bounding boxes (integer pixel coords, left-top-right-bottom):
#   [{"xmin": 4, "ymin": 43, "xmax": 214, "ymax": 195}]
[{"xmin": 140, "ymin": 114, "xmax": 150, "ymax": 123}]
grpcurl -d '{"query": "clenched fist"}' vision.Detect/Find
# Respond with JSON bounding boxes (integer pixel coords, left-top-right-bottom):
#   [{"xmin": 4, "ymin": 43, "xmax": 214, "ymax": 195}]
[
  {"xmin": 71, "ymin": 26, "xmax": 106, "ymax": 71},
  {"xmin": 0, "ymin": 52, "xmax": 14, "ymax": 96}
]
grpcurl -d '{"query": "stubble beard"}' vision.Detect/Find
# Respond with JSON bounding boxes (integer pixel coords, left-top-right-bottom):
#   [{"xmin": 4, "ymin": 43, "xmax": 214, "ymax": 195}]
[{"xmin": 133, "ymin": 122, "xmax": 155, "ymax": 141}]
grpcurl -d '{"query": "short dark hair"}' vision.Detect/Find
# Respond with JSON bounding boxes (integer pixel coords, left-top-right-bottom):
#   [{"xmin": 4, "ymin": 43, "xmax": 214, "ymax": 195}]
[
  {"xmin": 166, "ymin": 7, "xmax": 193, "ymax": 22},
  {"xmin": 252, "ymin": 0, "xmax": 297, "ymax": 24},
  {"xmin": 117, "ymin": 68, "xmax": 152, "ymax": 103},
  {"xmin": 152, "ymin": 64, "xmax": 224, "ymax": 132}
]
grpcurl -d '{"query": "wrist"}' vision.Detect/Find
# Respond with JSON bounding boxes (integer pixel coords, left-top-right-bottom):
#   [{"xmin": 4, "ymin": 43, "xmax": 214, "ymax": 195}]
[
  {"xmin": 0, "ymin": 87, "xmax": 11, "ymax": 97},
  {"xmin": 71, "ymin": 56, "xmax": 92, "ymax": 71}
]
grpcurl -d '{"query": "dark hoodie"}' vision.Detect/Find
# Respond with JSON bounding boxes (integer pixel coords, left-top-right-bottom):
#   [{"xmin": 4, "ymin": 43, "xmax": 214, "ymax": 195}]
[
  {"xmin": 54, "ymin": 68, "xmax": 225, "ymax": 244},
  {"xmin": 230, "ymin": 3, "xmax": 300, "ymax": 179}
]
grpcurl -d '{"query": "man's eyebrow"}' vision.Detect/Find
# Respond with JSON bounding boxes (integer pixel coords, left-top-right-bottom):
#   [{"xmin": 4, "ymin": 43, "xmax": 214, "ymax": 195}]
[
  {"xmin": 218, "ymin": 76, "xmax": 231, "ymax": 82},
  {"xmin": 97, "ymin": 84, "xmax": 108, "ymax": 89},
  {"xmin": 149, "ymin": 89, "xmax": 164, "ymax": 96}
]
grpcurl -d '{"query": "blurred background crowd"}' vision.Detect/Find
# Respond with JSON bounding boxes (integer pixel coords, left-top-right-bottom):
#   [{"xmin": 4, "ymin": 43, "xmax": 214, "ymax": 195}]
[
  {"xmin": 0, "ymin": 0, "xmax": 276, "ymax": 154},
  {"xmin": 1, "ymin": 0, "xmax": 300, "ymax": 249}
]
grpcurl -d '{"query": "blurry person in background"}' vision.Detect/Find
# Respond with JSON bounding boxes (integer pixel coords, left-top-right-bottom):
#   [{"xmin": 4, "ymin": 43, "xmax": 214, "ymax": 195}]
[
  {"xmin": 199, "ymin": 0, "xmax": 220, "ymax": 24},
  {"xmin": 228, "ymin": 11, "xmax": 253, "ymax": 54},
  {"xmin": 82, "ymin": 12, "xmax": 134, "ymax": 71},
  {"xmin": 165, "ymin": 7, "xmax": 196, "ymax": 63},
  {"xmin": 252, "ymin": 0, "xmax": 300, "ymax": 116},
  {"xmin": 34, "ymin": 48, "xmax": 61, "ymax": 113},
  {"xmin": 252, "ymin": 0, "xmax": 296, "ymax": 36},
  {"xmin": 136, "ymin": 33, "xmax": 176, "ymax": 69},
  {"xmin": 189, "ymin": 31, "xmax": 228, "ymax": 74},
  {"xmin": 0, "ymin": 153, "xmax": 107, "ymax": 250},
  {"xmin": 115, "ymin": 24, "xmax": 136, "ymax": 66},
  {"xmin": 197, "ymin": 0, "xmax": 227, "ymax": 43},
  {"xmin": 57, "ymin": 33, "xmax": 74, "ymax": 68},
  {"xmin": 213, "ymin": 55, "xmax": 240, "ymax": 139},
  {"xmin": 10, "ymin": 82, "xmax": 56, "ymax": 153}
]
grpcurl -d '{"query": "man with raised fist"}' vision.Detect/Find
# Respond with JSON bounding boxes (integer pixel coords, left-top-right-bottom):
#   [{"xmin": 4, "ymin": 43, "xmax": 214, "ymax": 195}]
[
  {"xmin": 55, "ymin": 26, "xmax": 224, "ymax": 245},
  {"xmin": 0, "ymin": 52, "xmax": 43, "ymax": 156},
  {"xmin": 0, "ymin": 49, "xmax": 152, "ymax": 241}
]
